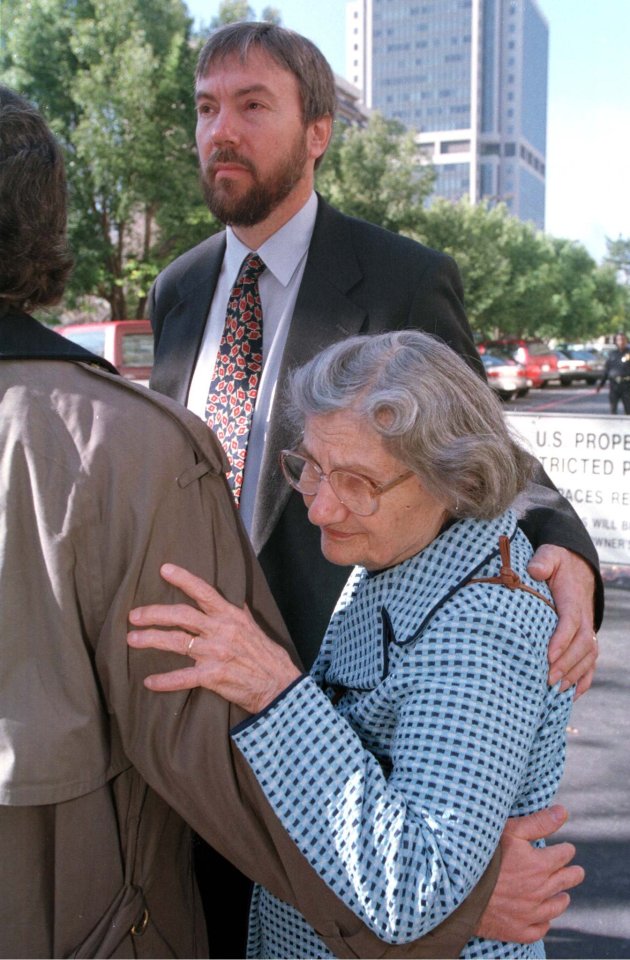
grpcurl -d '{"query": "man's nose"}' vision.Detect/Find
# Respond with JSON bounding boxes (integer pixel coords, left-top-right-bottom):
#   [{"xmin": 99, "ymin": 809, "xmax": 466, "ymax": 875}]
[
  {"xmin": 208, "ymin": 107, "xmax": 239, "ymax": 146},
  {"xmin": 306, "ymin": 479, "xmax": 348, "ymax": 526}
]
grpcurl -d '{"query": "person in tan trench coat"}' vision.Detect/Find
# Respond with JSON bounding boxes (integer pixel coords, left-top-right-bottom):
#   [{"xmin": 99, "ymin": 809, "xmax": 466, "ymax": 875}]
[{"xmin": 0, "ymin": 86, "xmax": 583, "ymax": 959}]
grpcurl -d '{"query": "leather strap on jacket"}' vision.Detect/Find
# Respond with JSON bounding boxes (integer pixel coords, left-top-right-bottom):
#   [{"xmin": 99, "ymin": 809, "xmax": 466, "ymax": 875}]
[{"xmin": 468, "ymin": 535, "xmax": 557, "ymax": 611}]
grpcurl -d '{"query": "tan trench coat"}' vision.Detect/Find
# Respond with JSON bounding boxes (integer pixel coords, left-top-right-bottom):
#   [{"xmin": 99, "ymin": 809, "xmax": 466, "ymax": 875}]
[{"xmin": 0, "ymin": 322, "xmax": 498, "ymax": 958}]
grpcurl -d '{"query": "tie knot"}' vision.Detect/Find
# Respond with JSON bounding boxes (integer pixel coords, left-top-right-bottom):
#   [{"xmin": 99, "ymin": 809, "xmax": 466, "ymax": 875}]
[{"xmin": 239, "ymin": 253, "xmax": 266, "ymax": 283}]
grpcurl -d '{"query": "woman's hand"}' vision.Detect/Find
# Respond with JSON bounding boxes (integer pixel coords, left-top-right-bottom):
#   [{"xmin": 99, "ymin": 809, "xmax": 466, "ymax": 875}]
[
  {"xmin": 527, "ymin": 545, "xmax": 598, "ymax": 698},
  {"xmin": 128, "ymin": 563, "xmax": 302, "ymax": 714}
]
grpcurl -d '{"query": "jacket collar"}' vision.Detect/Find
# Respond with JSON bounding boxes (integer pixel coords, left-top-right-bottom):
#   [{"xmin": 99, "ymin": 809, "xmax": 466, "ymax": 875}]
[
  {"xmin": 320, "ymin": 511, "xmax": 519, "ymax": 690},
  {"xmin": 369, "ymin": 510, "xmax": 519, "ymax": 644},
  {"xmin": 1, "ymin": 308, "xmax": 229, "ymax": 476},
  {"xmin": 0, "ymin": 309, "xmax": 118, "ymax": 374}
]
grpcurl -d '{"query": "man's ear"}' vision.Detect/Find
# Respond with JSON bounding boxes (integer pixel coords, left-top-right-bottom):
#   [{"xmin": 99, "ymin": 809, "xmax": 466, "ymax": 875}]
[{"xmin": 307, "ymin": 115, "xmax": 333, "ymax": 162}]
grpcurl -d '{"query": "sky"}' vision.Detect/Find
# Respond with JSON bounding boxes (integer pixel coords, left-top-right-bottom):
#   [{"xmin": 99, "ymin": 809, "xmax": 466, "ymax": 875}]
[{"xmin": 185, "ymin": 0, "xmax": 630, "ymax": 264}]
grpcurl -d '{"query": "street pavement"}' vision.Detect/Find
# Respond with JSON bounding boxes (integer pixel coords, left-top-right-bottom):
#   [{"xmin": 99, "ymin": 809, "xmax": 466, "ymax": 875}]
[
  {"xmin": 546, "ymin": 583, "xmax": 630, "ymax": 959},
  {"xmin": 509, "ymin": 383, "xmax": 612, "ymax": 416}
]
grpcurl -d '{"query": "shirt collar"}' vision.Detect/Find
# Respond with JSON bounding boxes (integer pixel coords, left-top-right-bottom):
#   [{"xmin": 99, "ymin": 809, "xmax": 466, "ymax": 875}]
[{"xmin": 225, "ymin": 191, "xmax": 318, "ymax": 287}]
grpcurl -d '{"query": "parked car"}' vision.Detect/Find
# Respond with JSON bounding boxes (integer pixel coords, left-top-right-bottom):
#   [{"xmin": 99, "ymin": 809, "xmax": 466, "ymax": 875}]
[
  {"xmin": 479, "ymin": 338, "xmax": 559, "ymax": 388},
  {"xmin": 59, "ymin": 320, "xmax": 154, "ymax": 382},
  {"xmin": 481, "ymin": 352, "xmax": 529, "ymax": 401},
  {"xmin": 554, "ymin": 348, "xmax": 605, "ymax": 386}
]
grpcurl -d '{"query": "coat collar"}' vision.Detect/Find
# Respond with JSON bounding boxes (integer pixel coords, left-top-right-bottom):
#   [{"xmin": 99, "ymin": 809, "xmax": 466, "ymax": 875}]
[
  {"xmin": 1, "ymin": 308, "xmax": 229, "ymax": 477},
  {"xmin": 0, "ymin": 310, "xmax": 118, "ymax": 374},
  {"xmin": 319, "ymin": 511, "xmax": 519, "ymax": 690}
]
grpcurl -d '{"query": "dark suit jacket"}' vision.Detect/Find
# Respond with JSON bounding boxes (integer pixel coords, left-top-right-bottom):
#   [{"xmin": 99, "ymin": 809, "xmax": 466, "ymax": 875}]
[{"xmin": 150, "ymin": 196, "xmax": 602, "ymax": 667}]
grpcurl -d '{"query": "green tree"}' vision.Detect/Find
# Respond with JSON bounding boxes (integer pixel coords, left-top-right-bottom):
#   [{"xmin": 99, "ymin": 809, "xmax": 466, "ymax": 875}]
[
  {"xmin": 412, "ymin": 198, "xmax": 514, "ymax": 332},
  {"xmin": 1, "ymin": 0, "xmax": 216, "ymax": 318},
  {"xmin": 208, "ymin": 0, "xmax": 280, "ymax": 27},
  {"xmin": 210, "ymin": 0, "xmax": 255, "ymax": 27},
  {"xmin": 413, "ymin": 197, "xmax": 627, "ymax": 342},
  {"xmin": 589, "ymin": 259, "xmax": 630, "ymax": 333},
  {"xmin": 316, "ymin": 113, "xmax": 435, "ymax": 235},
  {"xmin": 413, "ymin": 198, "xmax": 560, "ymax": 337},
  {"xmin": 261, "ymin": 6, "xmax": 282, "ymax": 23},
  {"xmin": 538, "ymin": 240, "xmax": 599, "ymax": 341},
  {"xmin": 490, "ymin": 219, "xmax": 559, "ymax": 339},
  {"xmin": 605, "ymin": 236, "xmax": 630, "ymax": 287}
]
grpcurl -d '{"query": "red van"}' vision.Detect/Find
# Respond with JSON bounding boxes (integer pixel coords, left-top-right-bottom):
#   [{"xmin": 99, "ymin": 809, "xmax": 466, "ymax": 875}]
[
  {"xmin": 479, "ymin": 338, "xmax": 559, "ymax": 389},
  {"xmin": 59, "ymin": 320, "xmax": 154, "ymax": 383}
]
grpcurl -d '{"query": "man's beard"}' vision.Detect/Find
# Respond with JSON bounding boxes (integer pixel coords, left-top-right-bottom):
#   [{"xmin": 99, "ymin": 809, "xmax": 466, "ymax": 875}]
[{"xmin": 201, "ymin": 133, "xmax": 309, "ymax": 227}]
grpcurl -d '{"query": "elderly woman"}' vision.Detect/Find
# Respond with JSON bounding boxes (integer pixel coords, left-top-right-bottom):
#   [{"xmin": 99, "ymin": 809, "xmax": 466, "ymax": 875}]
[{"xmin": 129, "ymin": 331, "xmax": 574, "ymax": 959}]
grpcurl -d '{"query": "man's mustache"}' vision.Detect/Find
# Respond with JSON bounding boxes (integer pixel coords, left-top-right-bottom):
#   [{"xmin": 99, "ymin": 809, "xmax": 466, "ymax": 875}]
[{"xmin": 205, "ymin": 150, "xmax": 257, "ymax": 177}]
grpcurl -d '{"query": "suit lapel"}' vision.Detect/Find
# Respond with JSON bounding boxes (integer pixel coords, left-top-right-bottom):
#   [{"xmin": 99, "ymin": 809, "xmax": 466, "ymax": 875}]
[
  {"xmin": 151, "ymin": 234, "xmax": 226, "ymax": 405},
  {"xmin": 251, "ymin": 200, "xmax": 368, "ymax": 552}
]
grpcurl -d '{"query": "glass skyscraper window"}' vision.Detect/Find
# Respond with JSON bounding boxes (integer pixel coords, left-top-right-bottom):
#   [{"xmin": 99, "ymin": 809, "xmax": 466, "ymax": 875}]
[{"xmin": 347, "ymin": 0, "xmax": 548, "ymax": 228}]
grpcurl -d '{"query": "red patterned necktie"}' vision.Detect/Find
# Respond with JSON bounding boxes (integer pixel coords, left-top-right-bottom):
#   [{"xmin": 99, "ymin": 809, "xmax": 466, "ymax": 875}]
[{"xmin": 205, "ymin": 253, "xmax": 266, "ymax": 503}]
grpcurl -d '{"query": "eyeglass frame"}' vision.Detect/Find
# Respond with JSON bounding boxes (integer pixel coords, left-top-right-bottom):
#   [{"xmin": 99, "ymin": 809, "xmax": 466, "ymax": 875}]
[{"xmin": 279, "ymin": 449, "xmax": 415, "ymax": 517}]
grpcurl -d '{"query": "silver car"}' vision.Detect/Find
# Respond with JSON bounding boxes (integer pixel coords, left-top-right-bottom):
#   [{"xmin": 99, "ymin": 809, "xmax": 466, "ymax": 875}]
[
  {"xmin": 482, "ymin": 352, "xmax": 530, "ymax": 401},
  {"xmin": 554, "ymin": 348, "xmax": 605, "ymax": 386}
]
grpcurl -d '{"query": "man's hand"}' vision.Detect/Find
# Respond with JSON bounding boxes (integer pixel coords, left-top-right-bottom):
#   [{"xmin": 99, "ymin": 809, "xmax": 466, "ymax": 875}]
[
  {"xmin": 476, "ymin": 806, "xmax": 584, "ymax": 943},
  {"xmin": 528, "ymin": 544, "xmax": 598, "ymax": 697}
]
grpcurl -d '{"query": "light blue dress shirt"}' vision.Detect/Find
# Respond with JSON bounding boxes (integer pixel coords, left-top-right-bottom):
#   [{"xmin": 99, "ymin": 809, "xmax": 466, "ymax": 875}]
[{"xmin": 186, "ymin": 193, "xmax": 318, "ymax": 532}]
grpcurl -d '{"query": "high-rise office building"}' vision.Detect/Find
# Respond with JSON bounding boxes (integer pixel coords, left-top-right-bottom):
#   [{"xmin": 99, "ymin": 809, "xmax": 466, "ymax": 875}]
[{"xmin": 346, "ymin": 0, "xmax": 548, "ymax": 228}]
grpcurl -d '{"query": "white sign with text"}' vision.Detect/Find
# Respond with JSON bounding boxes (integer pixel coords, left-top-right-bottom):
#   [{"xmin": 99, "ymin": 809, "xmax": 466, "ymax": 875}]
[{"xmin": 506, "ymin": 412, "xmax": 630, "ymax": 566}]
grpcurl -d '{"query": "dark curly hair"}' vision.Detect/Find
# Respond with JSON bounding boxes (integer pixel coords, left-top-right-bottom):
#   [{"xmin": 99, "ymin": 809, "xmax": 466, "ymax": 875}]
[{"xmin": 0, "ymin": 85, "xmax": 73, "ymax": 317}]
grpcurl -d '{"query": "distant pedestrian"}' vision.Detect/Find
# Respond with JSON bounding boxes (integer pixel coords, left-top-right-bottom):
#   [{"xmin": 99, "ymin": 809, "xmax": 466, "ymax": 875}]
[{"xmin": 597, "ymin": 332, "xmax": 630, "ymax": 414}]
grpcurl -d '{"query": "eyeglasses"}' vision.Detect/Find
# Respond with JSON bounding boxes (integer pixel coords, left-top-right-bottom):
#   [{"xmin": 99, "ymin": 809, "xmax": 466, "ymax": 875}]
[{"xmin": 280, "ymin": 450, "xmax": 414, "ymax": 517}]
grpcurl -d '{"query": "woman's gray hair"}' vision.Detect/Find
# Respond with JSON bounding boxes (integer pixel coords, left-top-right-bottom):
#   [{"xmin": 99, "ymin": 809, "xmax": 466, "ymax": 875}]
[{"xmin": 287, "ymin": 331, "xmax": 533, "ymax": 520}]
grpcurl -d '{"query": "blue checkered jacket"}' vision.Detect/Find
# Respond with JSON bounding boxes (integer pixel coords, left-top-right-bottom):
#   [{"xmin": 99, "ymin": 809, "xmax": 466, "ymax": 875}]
[{"xmin": 233, "ymin": 510, "xmax": 572, "ymax": 959}]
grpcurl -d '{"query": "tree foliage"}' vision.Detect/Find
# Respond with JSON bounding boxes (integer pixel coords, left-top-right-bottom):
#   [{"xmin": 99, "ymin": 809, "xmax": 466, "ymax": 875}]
[
  {"xmin": 605, "ymin": 236, "xmax": 630, "ymax": 287},
  {"xmin": 261, "ymin": 6, "xmax": 282, "ymax": 23},
  {"xmin": 0, "ymin": 0, "xmax": 288, "ymax": 320},
  {"xmin": 1, "ymin": 0, "xmax": 625, "ymax": 338},
  {"xmin": 315, "ymin": 114, "xmax": 626, "ymax": 341},
  {"xmin": 316, "ymin": 113, "xmax": 435, "ymax": 235},
  {"xmin": 1, "ymin": 0, "xmax": 217, "ymax": 318},
  {"xmin": 413, "ymin": 198, "xmax": 626, "ymax": 341},
  {"xmin": 210, "ymin": 0, "xmax": 255, "ymax": 26},
  {"xmin": 209, "ymin": 0, "xmax": 281, "ymax": 28}
]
